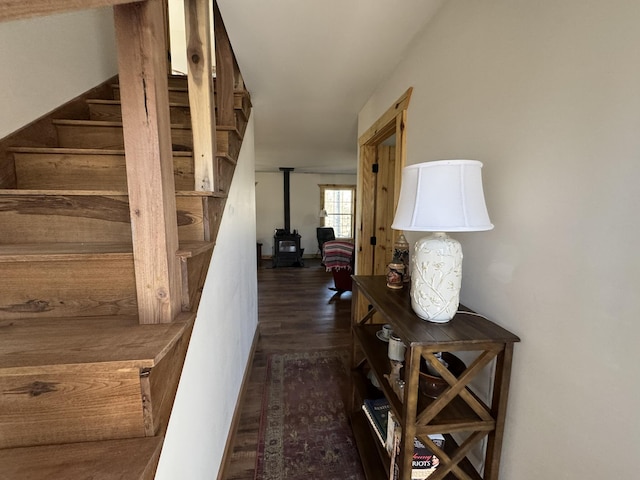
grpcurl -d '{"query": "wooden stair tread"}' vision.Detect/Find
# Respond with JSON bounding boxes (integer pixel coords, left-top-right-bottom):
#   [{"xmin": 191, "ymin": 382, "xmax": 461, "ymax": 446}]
[
  {"xmin": 50, "ymin": 119, "xmax": 241, "ymax": 154},
  {"xmin": 111, "ymin": 82, "xmax": 188, "ymax": 93},
  {"xmin": 87, "ymin": 98, "xmax": 190, "ymax": 108},
  {"xmin": 0, "ymin": 188, "xmax": 130, "ymax": 196},
  {"xmin": 52, "ymin": 118, "xmax": 242, "ymax": 138},
  {"xmin": 0, "ymin": 242, "xmax": 134, "ymax": 261},
  {"xmin": 216, "ymin": 124, "xmax": 242, "ymax": 133},
  {"xmin": 86, "ymin": 97, "xmax": 246, "ymax": 111},
  {"xmin": 0, "ymin": 241, "xmax": 214, "ymax": 262},
  {"xmin": 0, "ymin": 312, "xmax": 195, "ymax": 372},
  {"xmin": 178, "ymin": 240, "xmax": 215, "ymax": 258},
  {"xmin": 112, "ymin": 78, "xmax": 249, "ymax": 94},
  {"xmin": 0, "ymin": 188, "xmax": 226, "ymax": 197},
  {"xmin": 52, "ymin": 119, "xmax": 192, "ymax": 129},
  {"xmin": 8, "ymin": 146, "xmax": 193, "ymax": 157},
  {"xmin": 168, "ymin": 73, "xmax": 188, "ymax": 83},
  {"xmin": 0, "ymin": 436, "xmax": 163, "ymax": 480},
  {"xmin": 176, "ymin": 189, "xmax": 227, "ymax": 198}
]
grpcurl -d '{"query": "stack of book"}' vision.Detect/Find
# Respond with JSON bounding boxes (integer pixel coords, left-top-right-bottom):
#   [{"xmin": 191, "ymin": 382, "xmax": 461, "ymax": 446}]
[
  {"xmin": 361, "ymin": 398, "xmax": 444, "ymax": 480},
  {"xmin": 362, "ymin": 398, "xmax": 390, "ymax": 446}
]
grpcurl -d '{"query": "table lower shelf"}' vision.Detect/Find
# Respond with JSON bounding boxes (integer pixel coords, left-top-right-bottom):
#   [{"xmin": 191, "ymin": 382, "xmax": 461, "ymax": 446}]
[
  {"xmin": 350, "ymin": 407, "xmax": 483, "ymax": 480},
  {"xmin": 350, "ymin": 411, "xmax": 389, "ymax": 480}
]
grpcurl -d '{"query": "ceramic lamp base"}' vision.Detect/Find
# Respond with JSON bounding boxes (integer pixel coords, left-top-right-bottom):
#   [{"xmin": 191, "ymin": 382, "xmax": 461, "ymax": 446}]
[{"xmin": 410, "ymin": 232, "xmax": 462, "ymax": 322}]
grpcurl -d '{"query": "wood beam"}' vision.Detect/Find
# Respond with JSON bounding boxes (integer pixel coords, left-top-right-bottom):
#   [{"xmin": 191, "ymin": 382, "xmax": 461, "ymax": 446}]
[
  {"xmin": 114, "ymin": 0, "xmax": 182, "ymax": 324},
  {"xmin": 213, "ymin": 0, "xmax": 236, "ymax": 128},
  {"xmin": 355, "ymin": 144, "xmax": 376, "ymax": 275},
  {"xmin": 184, "ymin": 0, "xmax": 217, "ymax": 191},
  {"xmin": 358, "ymin": 88, "xmax": 412, "ymax": 147}
]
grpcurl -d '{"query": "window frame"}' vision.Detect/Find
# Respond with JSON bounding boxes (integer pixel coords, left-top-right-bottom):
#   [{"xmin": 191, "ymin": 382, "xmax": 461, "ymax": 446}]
[{"xmin": 319, "ymin": 184, "xmax": 356, "ymax": 240}]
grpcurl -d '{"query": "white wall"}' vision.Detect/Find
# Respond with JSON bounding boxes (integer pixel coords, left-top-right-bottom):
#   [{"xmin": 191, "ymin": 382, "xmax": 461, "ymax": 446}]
[
  {"xmin": 167, "ymin": 0, "xmax": 187, "ymax": 75},
  {"xmin": 155, "ymin": 116, "xmax": 257, "ymax": 479},
  {"xmin": 167, "ymin": 0, "xmax": 215, "ymax": 77},
  {"xmin": 359, "ymin": 1, "xmax": 640, "ymax": 478},
  {"xmin": 255, "ymin": 171, "xmax": 356, "ymax": 258},
  {"xmin": 0, "ymin": 9, "xmax": 117, "ymax": 137}
]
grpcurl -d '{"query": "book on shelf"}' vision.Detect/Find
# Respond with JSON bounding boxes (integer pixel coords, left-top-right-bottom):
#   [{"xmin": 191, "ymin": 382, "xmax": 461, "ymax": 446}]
[
  {"xmin": 362, "ymin": 398, "xmax": 445, "ymax": 479},
  {"xmin": 361, "ymin": 397, "xmax": 390, "ymax": 447},
  {"xmin": 386, "ymin": 410, "xmax": 445, "ymax": 480}
]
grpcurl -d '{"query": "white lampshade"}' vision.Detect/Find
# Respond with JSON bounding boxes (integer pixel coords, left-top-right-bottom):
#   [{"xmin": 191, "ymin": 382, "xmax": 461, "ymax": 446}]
[
  {"xmin": 391, "ymin": 160, "xmax": 493, "ymax": 323},
  {"xmin": 391, "ymin": 160, "xmax": 493, "ymax": 232}
]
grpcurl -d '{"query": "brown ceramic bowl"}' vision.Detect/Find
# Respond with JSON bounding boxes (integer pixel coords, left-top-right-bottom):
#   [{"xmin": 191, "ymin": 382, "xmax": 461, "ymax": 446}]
[{"xmin": 418, "ymin": 352, "xmax": 466, "ymax": 399}]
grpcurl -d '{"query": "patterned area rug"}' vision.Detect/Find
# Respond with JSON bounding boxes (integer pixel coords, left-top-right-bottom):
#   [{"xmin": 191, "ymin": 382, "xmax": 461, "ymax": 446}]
[{"xmin": 255, "ymin": 349, "xmax": 365, "ymax": 480}]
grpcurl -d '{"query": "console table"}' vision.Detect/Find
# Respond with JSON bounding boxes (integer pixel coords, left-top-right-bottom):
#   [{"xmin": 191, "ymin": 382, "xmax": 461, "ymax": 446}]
[{"xmin": 349, "ymin": 275, "xmax": 520, "ymax": 480}]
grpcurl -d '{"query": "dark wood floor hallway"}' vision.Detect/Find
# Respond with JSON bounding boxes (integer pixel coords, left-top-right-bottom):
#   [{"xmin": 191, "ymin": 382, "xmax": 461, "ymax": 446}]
[{"xmin": 221, "ymin": 258, "xmax": 353, "ymax": 480}]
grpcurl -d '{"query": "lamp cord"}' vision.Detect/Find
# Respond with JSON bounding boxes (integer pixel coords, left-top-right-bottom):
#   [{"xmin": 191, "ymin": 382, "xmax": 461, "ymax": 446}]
[{"xmin": 455, "ymin": 310, "xmax": 489, "ymax": 320}]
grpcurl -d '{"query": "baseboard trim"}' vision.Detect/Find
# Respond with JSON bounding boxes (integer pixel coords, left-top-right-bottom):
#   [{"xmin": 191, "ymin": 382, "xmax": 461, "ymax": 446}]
[{"xmin": 216, "ymin": 324, "xmax": 261, "ymax": 480}]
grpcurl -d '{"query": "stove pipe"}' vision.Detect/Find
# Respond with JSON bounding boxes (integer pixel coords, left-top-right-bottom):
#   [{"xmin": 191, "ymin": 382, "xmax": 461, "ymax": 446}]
[{"xmin": 280, "ymin": 167, "xmax": 294, "ymax": 233}]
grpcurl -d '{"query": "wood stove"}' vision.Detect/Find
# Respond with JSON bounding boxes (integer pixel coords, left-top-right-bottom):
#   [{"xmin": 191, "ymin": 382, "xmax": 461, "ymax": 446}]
[
  {"xmin": 272, "ymin": 229, "xmax": 303, "ymax": 267},
  {"xmin": 272, "ymin": 168, "xmax": 304, "ymax": 267}
]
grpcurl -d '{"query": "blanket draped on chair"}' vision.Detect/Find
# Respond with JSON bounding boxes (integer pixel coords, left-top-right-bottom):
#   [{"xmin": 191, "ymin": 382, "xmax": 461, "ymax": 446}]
[{"xmin": 322, "ymin": 241, "xmax": 354, "ymax": 272}]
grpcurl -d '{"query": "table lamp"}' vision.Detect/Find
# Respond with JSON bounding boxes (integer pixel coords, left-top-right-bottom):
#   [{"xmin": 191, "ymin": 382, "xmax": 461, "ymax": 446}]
[{"xmin": 391, "ymin": 160, "xmax": 493, "ymax": 322}]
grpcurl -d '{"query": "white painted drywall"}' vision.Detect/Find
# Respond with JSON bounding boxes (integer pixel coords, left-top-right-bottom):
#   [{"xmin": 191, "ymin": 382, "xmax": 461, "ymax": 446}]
[
  {"xmin": 167, "ymin": 0, "xmax": 215, "ymax": 77},
  {"xmin": 359, "ymin": 1, "xmax": 640, "ymax": 477},
  {"xmin": 155, "ymin": 115, "xmax": 257, "ymax": 479},
  {"xmin": 167, "ymin": 0, "xmax": 187, "ymax": 75},
  {"xmin": 255, "ymin": 171, "xmax": 357, "ymax": 259},
  {"xmin": 0, "ymin": 9, "xmax": 117, "ymax": 138}
]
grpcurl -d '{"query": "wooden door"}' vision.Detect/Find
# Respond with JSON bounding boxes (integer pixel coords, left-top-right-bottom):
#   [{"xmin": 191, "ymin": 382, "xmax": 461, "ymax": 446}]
[
  {"xmin": 355, "ymin": 88, "xmax": 412, "ymax": 278},
  {"xmin": 372, "ymin": 143, "xmax": 396, "ymax": 275}
]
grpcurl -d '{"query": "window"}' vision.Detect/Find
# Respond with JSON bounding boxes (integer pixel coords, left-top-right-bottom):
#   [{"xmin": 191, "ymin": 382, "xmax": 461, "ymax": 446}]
[{"xmin": 320, "ymin": 185, "xmax": 356, "ymax": 239}]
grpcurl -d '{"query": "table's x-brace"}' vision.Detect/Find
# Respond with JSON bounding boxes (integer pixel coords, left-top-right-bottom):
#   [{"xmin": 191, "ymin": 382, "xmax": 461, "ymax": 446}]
[
  {"xmin": 417, "ymin": 430, "xmax": 488, "ymax": 480},
  {"xmin": 409, "ymin": 346, "xmax": 504, "ymax": 479},
  {"xmin": 357, "ymin": 306, "xmax": 377, "ymax": 325},
  {"xmin": 417, "ymin": 346, "xmax": 502, "ymax": 426}
]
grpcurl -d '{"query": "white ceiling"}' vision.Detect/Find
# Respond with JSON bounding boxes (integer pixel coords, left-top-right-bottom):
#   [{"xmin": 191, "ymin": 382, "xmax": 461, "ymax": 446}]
[{"xmin": 217, "ymin": 0, "xmax": 443, "ymax": 174}]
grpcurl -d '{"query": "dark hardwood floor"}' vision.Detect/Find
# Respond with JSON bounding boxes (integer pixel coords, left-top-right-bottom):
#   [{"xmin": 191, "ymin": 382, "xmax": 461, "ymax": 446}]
[{"xmin": 220, "ymin": 258, "xmax": 353, "ymax": 480}]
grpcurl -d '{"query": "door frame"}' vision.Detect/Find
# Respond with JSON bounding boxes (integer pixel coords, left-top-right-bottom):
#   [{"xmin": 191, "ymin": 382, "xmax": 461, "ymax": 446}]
[{"xmin": 355, "ymin": 87, "xmax": 412, "ymax": 275}]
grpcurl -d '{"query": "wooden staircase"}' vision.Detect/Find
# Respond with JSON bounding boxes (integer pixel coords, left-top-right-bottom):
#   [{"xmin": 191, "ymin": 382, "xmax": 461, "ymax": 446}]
[{"xmin": 0, "ymin": 68, "xmax": 251, "ymax": 480}]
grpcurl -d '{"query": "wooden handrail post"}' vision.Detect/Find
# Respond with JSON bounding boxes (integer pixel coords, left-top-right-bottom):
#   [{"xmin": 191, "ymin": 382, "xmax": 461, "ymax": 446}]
[
  {"xmin": 184, "ymin": 0, "xmax": 217, "ymax": 191},
  {"xmin": 213, "ymin": 0, "xmax": 236, "ymax": 129},
  {"xmin": 114, "ymin": 0, "xmax": 182, "ymax": 324}
]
